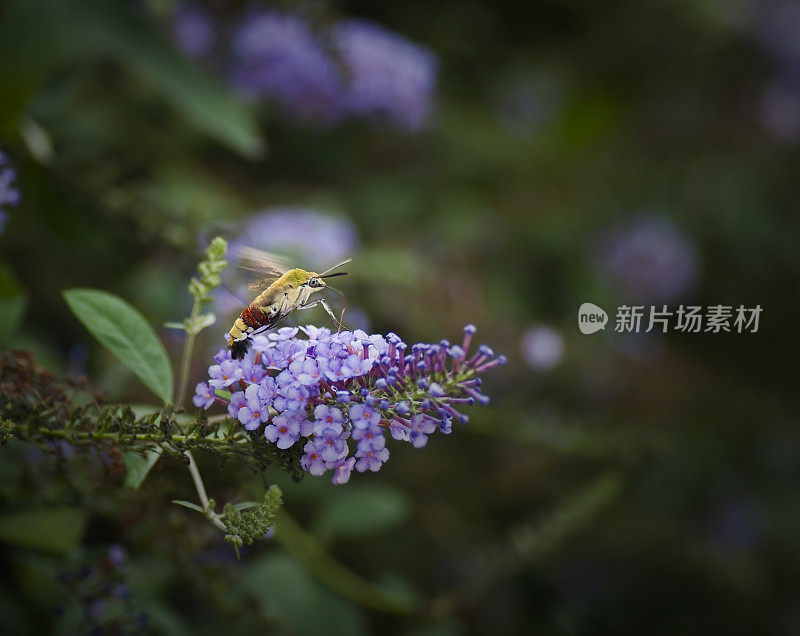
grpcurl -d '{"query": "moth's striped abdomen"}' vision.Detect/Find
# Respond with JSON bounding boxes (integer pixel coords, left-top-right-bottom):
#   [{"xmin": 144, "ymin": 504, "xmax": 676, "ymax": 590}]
[{"xmin": 228, "ymin": 303, "xmax": 269, "ymax": 359}]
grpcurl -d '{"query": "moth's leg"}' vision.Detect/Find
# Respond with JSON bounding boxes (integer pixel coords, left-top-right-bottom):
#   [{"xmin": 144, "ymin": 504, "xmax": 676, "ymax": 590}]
[
  {"xmin": 318, "ymin": 299, "xmax": 343, "ymax": 330},
  {"xmin": 295, "ymin": 299, "xmax": 341, "ymax": 329},
  {"xmin": 296, "ymin": 299, "xmax": 323, "ymax": 312}
]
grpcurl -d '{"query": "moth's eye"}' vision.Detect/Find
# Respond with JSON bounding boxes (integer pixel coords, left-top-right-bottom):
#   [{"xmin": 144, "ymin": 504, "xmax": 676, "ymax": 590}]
[{"xmin": 310, "ymin": 279, "xmax": 320, "ymax": 288}]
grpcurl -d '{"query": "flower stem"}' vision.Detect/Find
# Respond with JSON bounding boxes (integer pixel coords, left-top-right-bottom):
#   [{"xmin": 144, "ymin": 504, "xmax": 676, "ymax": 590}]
[
  {"xmin": 11, "ymin": 421, "xmax": 250, "ymax": 448},
  {"xmin": 175, "ymin": 300, "xmax": 200, "ymax": 408},
  {"xmin": 185, "ymin": 450, "xmax": 226, "ymax": 531}
]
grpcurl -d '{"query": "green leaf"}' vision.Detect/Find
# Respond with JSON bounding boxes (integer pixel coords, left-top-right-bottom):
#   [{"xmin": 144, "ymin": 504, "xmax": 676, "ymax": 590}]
[
  {"xmin": 64, "ymin": 289, "xmax": 174, "ymax": 404},
  {"xmin": 0, "ymin": 508, "xmax": 86, "ymax": 554},
  {"xmin": 0, "ymin": 0, "xmax": 74, "ymax": 135},
  {"xmin": 240, "ymin": 552, "xmax": 367, "ymax": 636},
  {"xmin": 123, "ymin": 447, "xmax": 163, "ymax": 489},
  {"xmin": 275, "ymin": 511, "xmax": 421, "ymax": 614},
  {"xmin": 171, "ymin": 500, "xmax": 206, "ymax": 513},
  {"xmin": 163, "ymin": 322, "xmax": 187, "ymax": 331},
  {"xmin": 74, "ymin": 0, "xmax": 265, "ymax": 158},
  {"xmin": 137, "ymin": 601, "xmax": 193, "ymax": 636},
  {"xmin": 193, "ymin": 312, "xmax": 217, "ymax": 331},
  {"xmin": 312, "ymin": 485, "xmax": 411, "ymax": 540},
  {"xmin": 0, "ymin": 266, "xmax": 28, "ymax": 345}
]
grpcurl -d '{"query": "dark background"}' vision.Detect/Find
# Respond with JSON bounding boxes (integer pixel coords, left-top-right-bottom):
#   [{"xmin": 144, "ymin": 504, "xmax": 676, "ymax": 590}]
[{"xmin": 1, "ymin": 0, "xmax": 799, "ymax": 634}]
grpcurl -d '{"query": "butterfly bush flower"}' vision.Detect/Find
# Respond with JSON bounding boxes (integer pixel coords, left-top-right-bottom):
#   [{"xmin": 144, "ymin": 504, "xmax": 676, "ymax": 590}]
[
  {"xmin": 230, "ymin": 10, "xmax": 346, "ymax": 124},
  {"xmin": 195, "ymin": 324, "xmax": 504, "ymax": 484},
  {"xmin": 594, "ymin": 215, "xmax": 699, "ymax": 303},
  {"xmin": 227, "ymin": 10, "xmax": 437, "ymax": 129},
  {"xmin": 208, "ymin": 359, "xmax": 243, "ymax": 388},
  {"xmin": 333, "ymin": 19, "xmax": 438, "ymax": 130},
  {"xmin": 193, "ymin": 382, "xmax": 215, "ymax": 409},
  {"xmin": 171, "ymin": 2, "xmax": 215, "ymax": 59},
  {"xmin": 0, "ymin": 152, "xmax": 20, "ymax": 235}
]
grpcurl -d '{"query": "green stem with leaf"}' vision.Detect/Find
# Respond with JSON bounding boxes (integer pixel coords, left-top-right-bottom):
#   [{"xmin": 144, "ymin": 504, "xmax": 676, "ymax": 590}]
[
  {"xmin": 168, "ymin": 236, "xmax": 228, "ymax": 408},
  {"xmin": 175, "ymin": 299, "xmax": 200, "ymax": 408}
]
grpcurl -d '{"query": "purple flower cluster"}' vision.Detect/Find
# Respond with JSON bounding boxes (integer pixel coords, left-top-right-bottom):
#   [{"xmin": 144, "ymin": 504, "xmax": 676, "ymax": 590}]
[
  {"xmin": 333, "ymin": 19, "xmax": 438, "ymax": 130},
  {"xmin": 231, "ymin": 10, "xmax": 347, "ymax": 124},
  {"xmin": 195, "ymin": 325, "xmax": 504, "ymax": 484},
  {"xmin": 0, "ymin": 152, "xmax": 20, "ymax": 235},
  {"xmin": 228, "ymin": 10, "xmax": 437, "ymax": 129}
]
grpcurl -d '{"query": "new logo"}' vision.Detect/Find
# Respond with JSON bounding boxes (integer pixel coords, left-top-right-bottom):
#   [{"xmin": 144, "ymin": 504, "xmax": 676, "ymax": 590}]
[{"xmin": 578, "ymin": 302, "xmax": 608, "ymax": 334}]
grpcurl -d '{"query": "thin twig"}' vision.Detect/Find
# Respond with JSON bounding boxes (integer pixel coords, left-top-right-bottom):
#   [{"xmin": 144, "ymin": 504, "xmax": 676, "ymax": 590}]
[{"xmin": 184, "ymin": 450, "xmax": 226, "ymax": 531}]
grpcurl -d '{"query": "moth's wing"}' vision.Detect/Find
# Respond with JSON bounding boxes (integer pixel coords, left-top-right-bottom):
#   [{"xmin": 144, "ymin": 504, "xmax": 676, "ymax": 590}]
[
  {"xmin": 233, "ymin": 245, "xmax": 291, "ymax": 276},
  {"xmin": 219, "ymin": 280, "xmax": 248, "ymax": 306},
  {"xmin": 230, "ymin": 246, "xmax": 291, "ymax": 292},
  {"xmin": 247, "ymin": 276, "xmax": 281, "ymax": 293}
]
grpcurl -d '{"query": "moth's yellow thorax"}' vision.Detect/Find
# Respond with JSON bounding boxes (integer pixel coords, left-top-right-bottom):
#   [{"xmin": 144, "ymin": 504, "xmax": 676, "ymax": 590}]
[{"xmin": 253, "ymin": 268, "xmax": 317, "ymax": 312}]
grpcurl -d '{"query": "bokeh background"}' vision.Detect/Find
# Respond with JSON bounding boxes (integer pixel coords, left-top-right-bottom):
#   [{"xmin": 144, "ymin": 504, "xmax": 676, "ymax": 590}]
[{"xmin": 2, "ymin": 0, "xmax": 800, "ymax": 633}]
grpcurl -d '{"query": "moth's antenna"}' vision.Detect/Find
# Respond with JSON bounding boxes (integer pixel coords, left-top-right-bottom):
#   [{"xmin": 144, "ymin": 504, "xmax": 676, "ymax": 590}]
[
  {"xmin": 321, "ymin": 271, "xmax": 348, "ymax": 279},
  {"xmin": 320, "ymin": 257, "xmax": 352, "ymax": 277}
]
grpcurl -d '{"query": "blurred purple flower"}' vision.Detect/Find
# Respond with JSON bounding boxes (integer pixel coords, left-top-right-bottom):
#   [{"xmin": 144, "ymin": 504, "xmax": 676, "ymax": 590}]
[
  {"xmin": 520, "ymin": 326, "xmax": 564, "ymax": 372},
  {"xmin": 171, "ymin": 3, "xmax": 215, "ymax": 58},
  {"xmin": 107, "ymin": 545, "xmax": 128, "ymax": 569},
  {"xmin": 595, "ymin": 215, "xmax": 699, "ymax": 303},
  {"xmin": 748, "ymin": 2, "xmax": 800, "ymax": 143},
  {"xmin": 229, "ymin": 208, "xmax": 358, "ymax": 270},
  {"xmin": 0, "ymin": 151, "xmax": 20, "ymax": 235},
  {"xmin": 230, "ymin": 10, "xmax": 346, "ymax": 123},
  {"xmin": 333, "ymin": 19, "xmax": 438, "ymax": 130},
  {"xmin": 707, "ymin": 485, "xmax": 768, "ymax": 551},
  {"xmin": 709, "ymin": 498, "xmax": 766, "ymax": 550},
  {"xmin": 759, "ymin": 82, "xmax": 800, "ymax": 142},
  {"xmin": 753, "ymin": 1, "xmax": 800, "ymax": 83}
]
